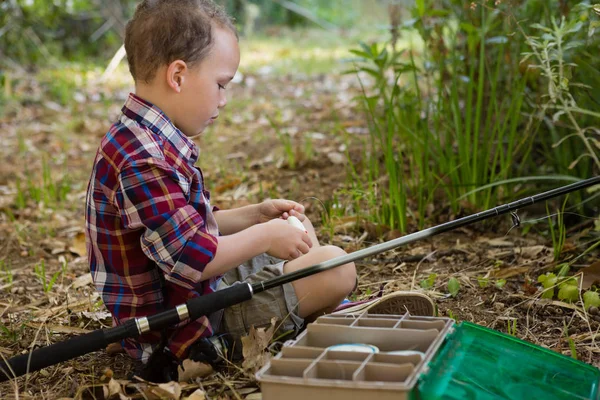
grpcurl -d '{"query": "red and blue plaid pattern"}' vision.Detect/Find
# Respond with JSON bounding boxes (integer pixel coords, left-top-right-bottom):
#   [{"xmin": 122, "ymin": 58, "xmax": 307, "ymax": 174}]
[{"xmin": 85, "ymin": 93, "xmax": 221, "ymax": 362}]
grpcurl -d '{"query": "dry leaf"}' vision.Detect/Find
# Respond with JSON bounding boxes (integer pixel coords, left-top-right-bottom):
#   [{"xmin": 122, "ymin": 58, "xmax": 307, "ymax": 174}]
[
  {"xmin": 241, "ymin": 317, "xmax": 277, "ymax": 372},
  {"xmin": 108, "ymin": 378, "xmax": 123, "ymax": 397},
  {"xmin": 152, "ymin": 382, "xmax": 182, "ymax": 399},
  {"xmin": 582, "ymin": 261, "xmax": 600, "ymax": 290},
  {"xmin": 245, "ymin": 394, "xmax": 262, "ymax": 400},
  {"xmin": 82, "ymin": 311, "xmax": 112, "ymax": 321},
  {"xmin": 493, "ymin": 266, "xmax": 532, "ymax": 279},
  {"xmin": 480, "ymin": 238, "xmax": 513, "ymax": 247},
  {"xmin": 177, "ymin": 359, "xmax": 213, "ymax": 382},
  {"xmin": 106, "ymin": 342, "xmax": 125, "ymax": 355},
  {"xmin": 327, "ymin": 151, "xmax": 346, "ymax": 165},
  {"xmin": 184, "ymin": 389, "xmax": 207, "ymax": 400},
  {"xmin": 69, "ymin": 232, "xmax": 87, "ymax": 257},
  {"xmin": 71, "ymin": 273, "xmax": 93, "ymax": 289},
  {"xmin": 516, "ymin": 245, "xmax": 547, "ymax": 259}
]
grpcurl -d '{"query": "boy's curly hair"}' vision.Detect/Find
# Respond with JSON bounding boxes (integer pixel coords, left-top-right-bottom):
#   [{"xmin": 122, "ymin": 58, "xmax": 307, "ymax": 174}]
[{"xmin": 125, "ymin": 0, "xmax": 237, "ymax": 84}]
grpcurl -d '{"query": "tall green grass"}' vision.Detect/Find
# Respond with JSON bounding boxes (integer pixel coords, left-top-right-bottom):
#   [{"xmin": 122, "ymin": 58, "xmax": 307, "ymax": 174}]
[{"xmin": 344, "ymin": 0, "xmax": 598, "ymax": 233}]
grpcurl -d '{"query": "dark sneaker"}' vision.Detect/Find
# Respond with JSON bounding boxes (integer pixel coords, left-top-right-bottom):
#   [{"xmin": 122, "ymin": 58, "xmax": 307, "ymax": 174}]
[{"xmin": 188, "ymin": 334, "xmax": 231, "ymax": 365}]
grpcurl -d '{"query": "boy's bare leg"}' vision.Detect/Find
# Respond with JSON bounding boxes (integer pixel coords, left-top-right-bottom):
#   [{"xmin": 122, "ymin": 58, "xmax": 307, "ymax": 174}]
[{"xmin": 283, "ymin": 245, "xmax": 356, "ymax": 320}]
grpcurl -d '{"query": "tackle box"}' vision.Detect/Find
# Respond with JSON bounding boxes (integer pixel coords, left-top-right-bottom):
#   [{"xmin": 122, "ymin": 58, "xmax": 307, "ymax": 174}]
[{"xmin": 256, "ymin": 313, "xmax": 600, "ymax": 400}]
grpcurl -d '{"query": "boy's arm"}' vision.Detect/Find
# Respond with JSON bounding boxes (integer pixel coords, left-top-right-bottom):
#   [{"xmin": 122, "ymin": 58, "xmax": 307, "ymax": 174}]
[
  {"xmin": 213, "ymin": 199, "xmax": 305, "ymax": 235},
  {"xmin": 212, "ymin": 205, "xmax": 260, "ymax": 235},
  {"xmin": 115, "ymin": 160, "xmax": 311, "ymax": 288},
  {"xmin": 201, "ymin": 223, "xmax": 267, "ymax": 279}
]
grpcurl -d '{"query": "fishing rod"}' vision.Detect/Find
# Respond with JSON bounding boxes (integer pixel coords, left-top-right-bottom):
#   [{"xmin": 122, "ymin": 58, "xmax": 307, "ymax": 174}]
[{"xmin": 1, "ymin": 176, "xmax": 598, "ymax": 382}]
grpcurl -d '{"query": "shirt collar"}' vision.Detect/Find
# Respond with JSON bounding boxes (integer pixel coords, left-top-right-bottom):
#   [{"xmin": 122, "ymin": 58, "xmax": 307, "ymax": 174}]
[{"xmin": 121, "ymin": 93, "xmax": 199, "ymax": 164}]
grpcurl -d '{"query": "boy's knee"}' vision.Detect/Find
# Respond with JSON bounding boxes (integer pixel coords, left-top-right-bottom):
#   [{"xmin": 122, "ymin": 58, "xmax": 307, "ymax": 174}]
[{"xmin": 320, "ymin": 245, "xmax": 357, "ymax": 295}]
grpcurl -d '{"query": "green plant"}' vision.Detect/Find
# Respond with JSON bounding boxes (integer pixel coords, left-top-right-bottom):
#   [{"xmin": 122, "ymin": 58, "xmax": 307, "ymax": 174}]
[
  {"xmin": 420, "ymin": 273, "xmax": 438, "ymax": 289},
  {"xmin": 547, "ymin": 197, "xmax": 568, "ymax": 261},
  {"xmin": 522, "ymin": 9, "xmax": 600, "ymax": 176},
  {"xmin": 538, "ymin": 272, "xmax": 579, "ymax": 302},
  {"xmin": 557, "ymin": 277, "xmax": 579, "ymax": 302},
  {"xmin": 34, "ymin": 259, "xmax": 61, "ymax": 294},
  {"xmin": 269, "ymin": 117, "xmax": 296, "ymax": 169},
  {"xmin": 0, "ymin": 260, "xmax": 13, "ymax": 286},
  {"xmin": 0, "ymin": 321, "xmax": 23, "ymax": 342},
  {"xmin": 302, "ymin": 136, "xmax": 314, "ymax": 162},
  {"xmin": 564, "ymin": 321, "xmax": 578, "ymax": 360},
  {"xmin": 448, "ymin": 277, "xmax": 460, "ymax": 297},
  {"xmin": 556, "ymin": 263, "xmax": 570, "ymax": 277},
  {"xmin": 538, "ymin": 272, "xmax": 558, "ymax": 299},
  {"xmin": 477, "ymin": 276, "xmax": 489, "ymax": 288},
  {"xmin": 507, "ymin": 319, "xmax": 518, "ymax": 336},
  {"xmin": 15, "ymin": 177, "xmax": 26, "ymax": 210},
  {"xmin": 584, "ymin": 290, "xmax": 600, "ymax": 310},
  {"xmin": 495, "ymin": 279, "xmax": 507, "ymax": 289},
  {"xmin": 15, "ymin": 156, "xmax": 72, "ymax": 210},
  {"xmin": 446, "ymin": 309, "xmax": 457, "ymax": 321}
]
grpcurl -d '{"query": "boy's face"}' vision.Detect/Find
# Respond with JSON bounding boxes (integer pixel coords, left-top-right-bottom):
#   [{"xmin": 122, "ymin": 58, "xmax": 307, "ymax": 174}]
[{"xmin": 173, "ymin": 27, "xmax": 240, "ymax": 137}]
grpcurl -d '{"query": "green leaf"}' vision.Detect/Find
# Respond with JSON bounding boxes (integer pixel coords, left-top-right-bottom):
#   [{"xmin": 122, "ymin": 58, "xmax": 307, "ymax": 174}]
[
  {"xmin": 448, "ymin": 277, "xmax": 460, "ymax": 297},
  {"xmin": 477, "ymin": 276, "xmax": 489, "ymax": 288},
  {"xmin": 556, "ymin": 263, "xmax": 570, "ymax": 277},
  {"xmin": 583, "ymin": 291, "xmax": 600, "ymax": 310},
  {"xmin": 566, "ymin": 22, "xmax": 583, "ymax": 34},
  {"xmin": 538, "ymin": 273, "xmax": 557, "ymax": 289},
  {"xmin": 541, "ymin": 288, "xmax": 555, "ymax": 299},
  {"xmin": 495, "ymin": 279, "xmax": 507, "ymax": 289},
  {"xmin": 460, "ymin": 22, "xmax": 477, "ymax": 34},
  {"xmin": 348, "ymin": 49, "xmax": 372, "ymax": 59},
  {"xmin": 530, "ymin": 23, "xmax": 553, "ymax": 32},
  {"xmin": 416, "ymin": 0, "xmax": 425, "ymax": 17},
  {"xmin": 557, "ymin": 284, "xmax": 579, "ymax": 302},
  {"xmin": 359, "ymin": 42, "xmax": 373, "ymax": 57},
  {"xmin": 420, "ymin": 273, "xmax": 437, "ymax": 289}
]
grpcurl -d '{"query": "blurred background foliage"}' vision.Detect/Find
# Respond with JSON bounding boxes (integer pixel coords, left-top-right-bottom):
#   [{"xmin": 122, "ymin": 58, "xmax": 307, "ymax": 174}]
[
  {"xmin": 0, "ymin": 0, "xmax": 377, "ymax": 66},
  {"xmin": 0, "ymin": 0, "xmax": 598, "ymax": 230}
]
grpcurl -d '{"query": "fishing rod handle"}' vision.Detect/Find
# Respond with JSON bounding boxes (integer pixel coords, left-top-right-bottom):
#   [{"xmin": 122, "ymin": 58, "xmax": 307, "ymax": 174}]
[
  {"xmin": 0, "ymin": 283, "xmax": 253, "ymax": 382},
  {"xmin": 0, "ymin": 320, "xmax": 138, "ymax": 382}
]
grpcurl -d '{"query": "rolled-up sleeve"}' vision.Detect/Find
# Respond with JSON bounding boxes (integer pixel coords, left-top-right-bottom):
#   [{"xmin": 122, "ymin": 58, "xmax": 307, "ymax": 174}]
[{"xmin": 114, "ymin": 158, "xmax": 218, "ymax": 289}]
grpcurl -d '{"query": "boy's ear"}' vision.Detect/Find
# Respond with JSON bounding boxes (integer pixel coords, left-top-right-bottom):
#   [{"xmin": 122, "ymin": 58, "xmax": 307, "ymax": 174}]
[{"xmin": 166, "ymin": 60, "xmax": 187, "ymax": 93}]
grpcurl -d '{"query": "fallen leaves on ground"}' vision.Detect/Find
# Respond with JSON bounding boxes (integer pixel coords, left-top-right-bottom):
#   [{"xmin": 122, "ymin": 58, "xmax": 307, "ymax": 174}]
[
  {"xmin": 177, "ymin": 359, "xmax": 214, "ymax": 382},
  {"xmin": 582, "ymin": 261, "xmax": 600, "ymax": 290},
  {"xmin": 241, "ymin": 317, "xmax": 277, "ymax": 372}
]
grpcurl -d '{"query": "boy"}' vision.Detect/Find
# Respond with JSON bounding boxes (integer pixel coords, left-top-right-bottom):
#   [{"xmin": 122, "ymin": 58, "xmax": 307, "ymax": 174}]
[{"xmin": 85, "ymin": 0, "xmax": 433, "ymax": 382}]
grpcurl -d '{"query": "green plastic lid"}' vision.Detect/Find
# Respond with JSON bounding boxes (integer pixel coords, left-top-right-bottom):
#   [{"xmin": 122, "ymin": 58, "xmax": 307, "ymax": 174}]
[{"xmin": 418, "ymin": 321, "xmax": 600, "ymax": 400}]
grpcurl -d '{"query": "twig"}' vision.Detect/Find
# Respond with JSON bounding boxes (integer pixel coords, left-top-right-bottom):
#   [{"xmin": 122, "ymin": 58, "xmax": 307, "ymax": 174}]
[
  {"xmin": 101, "ymin": 44, "xmax": 126, "ymax": 83},
  {"xmin": 216, "ymin": 372, "xmax": 243, "ymax": 400}
]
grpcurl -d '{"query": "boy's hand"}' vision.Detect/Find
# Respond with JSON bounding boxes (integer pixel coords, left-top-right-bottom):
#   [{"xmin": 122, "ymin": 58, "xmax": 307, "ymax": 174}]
[
  {"xmin": 257, "ymin": 199, "xmax": 305, "ymax": 224},
  {"xmin": 265, "ymin": 219, "xmax": 312, "ymax": 260}
]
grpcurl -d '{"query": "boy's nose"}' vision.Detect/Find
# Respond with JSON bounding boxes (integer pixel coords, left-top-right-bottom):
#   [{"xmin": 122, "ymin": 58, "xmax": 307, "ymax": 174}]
[{"xmin": 218, "ymin": 91, "xmax": 227, "ymax": 108}]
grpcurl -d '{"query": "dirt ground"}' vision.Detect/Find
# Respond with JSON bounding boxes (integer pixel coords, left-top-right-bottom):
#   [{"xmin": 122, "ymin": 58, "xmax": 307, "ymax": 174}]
[{"xmin": 0, "ymin": 65, "xmax": 598, "ymax": 399}]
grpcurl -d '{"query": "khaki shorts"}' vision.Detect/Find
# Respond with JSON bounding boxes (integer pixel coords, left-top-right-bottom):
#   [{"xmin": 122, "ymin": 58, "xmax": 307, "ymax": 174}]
[{"xmin": 212, "ymin": 253, "xmax": 304, "ymax": 359}]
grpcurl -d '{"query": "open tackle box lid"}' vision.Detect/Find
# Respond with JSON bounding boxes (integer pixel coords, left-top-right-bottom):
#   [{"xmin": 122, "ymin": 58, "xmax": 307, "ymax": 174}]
[{"xmin": 256, "ymin": 313, "xmax": 600, "ymax": 400}]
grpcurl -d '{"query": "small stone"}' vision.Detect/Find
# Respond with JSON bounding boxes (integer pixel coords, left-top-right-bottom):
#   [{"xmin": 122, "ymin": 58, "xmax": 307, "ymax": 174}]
[
  {"xmin": 589, "ymin": 306, "xmax": 599, "ymax": 316},
  {"xmin": 494, "ymin": 302, "xmax": 505, "ymax": 310}
]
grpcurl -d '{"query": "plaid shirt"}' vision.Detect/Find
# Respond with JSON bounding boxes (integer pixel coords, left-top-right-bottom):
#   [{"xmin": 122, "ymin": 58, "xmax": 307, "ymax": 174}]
[{"xmin": 85, "ymin": 93, "xmax": 221, "ymax": 362}]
